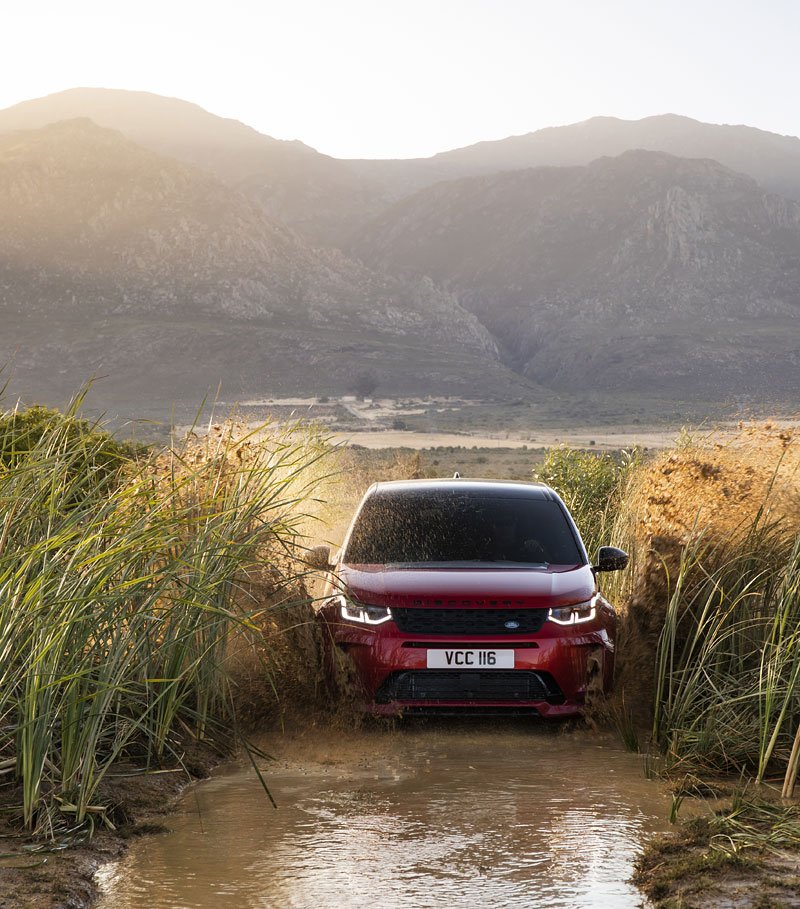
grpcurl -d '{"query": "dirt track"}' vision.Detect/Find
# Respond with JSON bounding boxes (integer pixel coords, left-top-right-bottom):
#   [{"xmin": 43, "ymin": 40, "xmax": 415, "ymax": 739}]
[{"xmin": 329, "ymin": 427, "xmax": 680, "ymax": 450}]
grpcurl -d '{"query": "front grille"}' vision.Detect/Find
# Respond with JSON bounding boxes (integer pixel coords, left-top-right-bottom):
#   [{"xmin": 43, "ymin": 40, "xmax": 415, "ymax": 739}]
[
  {"xmin": 391, "ymin": 607, "xmax": 548, "ymax": 636},
  {"xmin": 375, "ymin": 670, "xmax": 564, "ymax": 704}
]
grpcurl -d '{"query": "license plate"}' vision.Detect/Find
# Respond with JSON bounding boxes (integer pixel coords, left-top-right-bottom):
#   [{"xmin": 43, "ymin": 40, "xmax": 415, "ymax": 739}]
[{"xmin": 426, "ymin": 649, "xmax": 514, "ymax": 669}]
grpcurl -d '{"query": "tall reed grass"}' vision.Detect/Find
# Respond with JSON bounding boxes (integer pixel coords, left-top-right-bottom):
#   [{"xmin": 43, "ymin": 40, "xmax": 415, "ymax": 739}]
[
  {"xmin": 635, "ymin": 427, "xmax": 800, "ymax": 789},
  {"xmin": 0, "ymin": 396, "xmax": 327, "ymax": 835},
  {"xmin": 652, "ymin": 521, "xmax": 800, "ymax": 780}
]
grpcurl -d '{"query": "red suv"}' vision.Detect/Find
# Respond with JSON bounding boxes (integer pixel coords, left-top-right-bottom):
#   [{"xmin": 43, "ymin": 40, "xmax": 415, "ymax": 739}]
[{"xmin": 315, "ymin": 479, "xmax": 627, "ymax": 717}]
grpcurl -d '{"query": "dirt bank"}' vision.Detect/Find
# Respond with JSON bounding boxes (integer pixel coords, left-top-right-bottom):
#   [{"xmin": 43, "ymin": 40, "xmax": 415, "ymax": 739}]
[
  {"xmin": 0, "ymin": 582, "xmax": 330, "ymax": 909},
  {"xmin": 635, "ymin": 802, "xmax": 800, "ymax": 908},
  {"xmin": 613, "ymin": 422, "xmax": 800, "ymax": 725},
  {"xmin": 617, "ymin": 423, "xmax": 800, "ymax": 907},
  {"xmin": 0, "ymin": 741, "xmax": 221, "ymax": 909}
]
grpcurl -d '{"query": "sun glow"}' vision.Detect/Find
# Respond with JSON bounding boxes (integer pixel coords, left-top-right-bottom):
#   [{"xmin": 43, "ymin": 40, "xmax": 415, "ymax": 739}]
[{"xmin": 3, "ymin": 0, "xmax": 800, "ymax": 158}]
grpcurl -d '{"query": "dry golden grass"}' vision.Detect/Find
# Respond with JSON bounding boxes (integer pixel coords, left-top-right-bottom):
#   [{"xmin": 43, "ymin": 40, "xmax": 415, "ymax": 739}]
[{"xmin": 312, "ymin": 447, "xmax": 423, "ymax": 552}]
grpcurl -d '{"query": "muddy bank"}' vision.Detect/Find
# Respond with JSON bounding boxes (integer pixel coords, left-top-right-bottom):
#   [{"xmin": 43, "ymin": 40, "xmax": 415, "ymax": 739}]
[
  {"xmin": 0, "ymin": 742, "xmax": 221, "ymax": 909},
  {"xmin": 613, "ymin": 424, "xmax": 800, "ymax": 906},
  {"xmin": 635, "ymin": 804, "xmax": 800, "ymax": 908},
  {"xmin": 0, "ymin": 587, "xmax": 327, "ymax": 909}
]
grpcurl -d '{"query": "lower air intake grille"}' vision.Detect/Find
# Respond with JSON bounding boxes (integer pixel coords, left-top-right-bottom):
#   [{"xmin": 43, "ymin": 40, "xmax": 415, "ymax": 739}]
[
  {"xmin": 391, "ymin": 607, "xmax": 548, "ymax": 635},
  {"xmin": 375, "ymin": 670, "xmax": 564, "ymax": 704}
]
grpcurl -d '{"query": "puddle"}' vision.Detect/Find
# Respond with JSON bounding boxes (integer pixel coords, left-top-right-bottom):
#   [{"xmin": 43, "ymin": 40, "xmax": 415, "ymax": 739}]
[{"xmin": 97, "ymin": 722, "xmax": 671, "ymax": 909}]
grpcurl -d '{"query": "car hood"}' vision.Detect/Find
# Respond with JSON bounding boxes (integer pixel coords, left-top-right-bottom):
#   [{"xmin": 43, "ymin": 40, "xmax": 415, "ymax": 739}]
[{"xmin": 337, "ymin": 564, "xmax": 595, "ymax": 609}]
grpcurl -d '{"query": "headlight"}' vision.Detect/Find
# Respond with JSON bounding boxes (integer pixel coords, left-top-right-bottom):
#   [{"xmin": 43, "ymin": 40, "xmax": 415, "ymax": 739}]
[
  {"xmin": 335, "ymin": 594, "xmax": 393, "ymax": 625},
  {"xmin": 548, "ymin": 598, "xmax": 597, "ymax": 626}
]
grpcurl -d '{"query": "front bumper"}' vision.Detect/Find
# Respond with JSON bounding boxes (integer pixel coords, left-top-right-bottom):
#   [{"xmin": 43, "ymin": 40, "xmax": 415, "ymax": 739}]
[{"xmin": 319, "ymin": 608, "xmax": 615, "ymax": 717}]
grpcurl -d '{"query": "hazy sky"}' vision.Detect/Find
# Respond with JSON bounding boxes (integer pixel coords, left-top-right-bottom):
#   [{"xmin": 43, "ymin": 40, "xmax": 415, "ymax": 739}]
[{"xmin": 3, "ymin": 0, "xmax": 799, "ymax": 158}]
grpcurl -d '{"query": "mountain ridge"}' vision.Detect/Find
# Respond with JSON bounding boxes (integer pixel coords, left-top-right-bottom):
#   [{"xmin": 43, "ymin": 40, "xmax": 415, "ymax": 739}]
[
  {"xmin": 6, "ymin": 90, "xmax": 800, "ymax": 245},
  {"xmin": 0, "ymin": 118, "xmax": 517, "ymax": 411},
  {"xmin": 0, "ymin": 88, "xmax": 380, "ymax": 245}
]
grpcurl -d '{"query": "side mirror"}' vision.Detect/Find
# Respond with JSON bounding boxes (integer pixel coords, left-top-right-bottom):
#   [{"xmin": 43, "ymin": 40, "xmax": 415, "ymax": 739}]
[
  {"xmin": 306, "ymin": 545, "xmax": 334, "ymax": 571},
  {"xmin": 594, "ymin": 546, "xmax": 629, "ymax": 572}
]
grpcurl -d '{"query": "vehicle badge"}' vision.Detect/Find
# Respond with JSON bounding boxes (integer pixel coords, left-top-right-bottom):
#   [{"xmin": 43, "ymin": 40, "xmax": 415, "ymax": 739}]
[{"xmin": 504, "ymin": 620, "xmax": 520, "ymax": 629}]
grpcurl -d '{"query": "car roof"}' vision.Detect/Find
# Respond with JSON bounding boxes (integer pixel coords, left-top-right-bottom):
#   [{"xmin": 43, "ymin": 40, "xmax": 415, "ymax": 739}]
[{"xmin": 367, "ymin": 478, "xmax": 560, "ymax": 501}]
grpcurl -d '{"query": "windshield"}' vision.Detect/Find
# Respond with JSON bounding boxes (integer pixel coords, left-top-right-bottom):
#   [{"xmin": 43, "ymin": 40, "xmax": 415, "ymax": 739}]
[{"xmin": 344, "ymin": 490, "xmax": 583, "ymax": 567}]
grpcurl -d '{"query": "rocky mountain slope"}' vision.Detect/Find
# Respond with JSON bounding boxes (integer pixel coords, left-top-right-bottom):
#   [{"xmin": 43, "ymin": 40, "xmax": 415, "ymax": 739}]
[
  {"xmin": 349, "ymin": 150, "xmax": 800, "ymax": 398},
  {"xmin": 0, "ymin": 119, "xmax": 513, "ymax": 409}
]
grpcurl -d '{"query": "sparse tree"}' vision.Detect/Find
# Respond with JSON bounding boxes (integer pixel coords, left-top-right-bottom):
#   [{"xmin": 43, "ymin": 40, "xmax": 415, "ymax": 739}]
[{"xmin": 350, "ymin": 371, "xmax": 379, "ymax": 400}]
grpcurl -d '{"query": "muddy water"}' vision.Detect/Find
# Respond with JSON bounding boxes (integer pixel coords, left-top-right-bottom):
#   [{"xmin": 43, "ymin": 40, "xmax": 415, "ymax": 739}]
[{"xmin": 97, "ymin": 723, "xmax": 671, "ymax": 909}]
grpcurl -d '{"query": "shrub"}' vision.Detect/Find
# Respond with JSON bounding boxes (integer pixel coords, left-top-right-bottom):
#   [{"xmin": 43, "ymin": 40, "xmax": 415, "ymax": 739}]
[
  {"xmin": 534, "ymin": 446, "xmax": 641, "ymax": 557},
  {"xmin": 0, "ymin": 404, "xmax": 142, "ymax": 491},
  {"xmin": 350, "ymin": 371, "xmax": 379, "ymax": 399}
]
